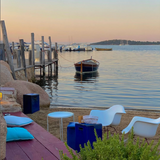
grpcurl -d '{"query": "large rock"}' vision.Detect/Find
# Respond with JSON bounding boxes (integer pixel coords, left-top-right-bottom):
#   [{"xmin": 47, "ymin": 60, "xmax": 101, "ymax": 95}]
[
  {"xmin": 0, "ymin": 60, "xmax": 12, "ymax": 73},
  {"xmin": 0, "ymin": 62, "xmax": 13, "ymax": 86},
  {"xmin": 0, "ymin": 112, "xmax": 7, "ymax": 160},
  {"xmin": 4, "ymin": 80, "xmax": 50, "ymax": 108}
]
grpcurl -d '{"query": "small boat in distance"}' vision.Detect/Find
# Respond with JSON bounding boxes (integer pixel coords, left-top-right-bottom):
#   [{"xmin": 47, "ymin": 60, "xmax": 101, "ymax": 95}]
[
  {"xmin": 62, "ymin": 43, "xmax": 93, "ymax": 51},
  {"xmin": 74, "ymin": 57, "xmax": 100, "ymax": 74},
  {"xmin": 95, "ymin": 48, "xmax": 112, "ymax": 51}
]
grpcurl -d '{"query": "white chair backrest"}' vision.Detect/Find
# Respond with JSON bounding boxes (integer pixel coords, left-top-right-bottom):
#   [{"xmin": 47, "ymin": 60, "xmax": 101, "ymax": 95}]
[
  {"xmin": 112, "ymin": 114, "xmax": 122, "ymax": 126},
  {"xmin": 122, "ymin": 116, "xmax": 160, "ymax": 138},
  {"xmin": 90, "ymin": 105, "xmax": 126, "ymax": 126}
]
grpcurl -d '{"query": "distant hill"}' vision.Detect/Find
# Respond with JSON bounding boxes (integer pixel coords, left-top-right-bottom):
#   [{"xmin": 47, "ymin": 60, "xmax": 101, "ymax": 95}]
[{"xmin": 90, "ymin": 39, "xmax": 160, "ymax": 45}]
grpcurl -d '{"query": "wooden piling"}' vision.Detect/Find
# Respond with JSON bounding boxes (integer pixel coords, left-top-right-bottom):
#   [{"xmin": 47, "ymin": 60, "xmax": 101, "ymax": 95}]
[
  {"xmin": 0, "ymin": 20, "xmax": 16, "ymax": 79},
  {"xmin": 16, "ymin": 50, "xmax": 21, "ymax": 68},
  {"xmin": 48, "ymin": 64, "xmax": 52, "ymax": 77},
  {"xmin": 12, "ymin": 42, "xmax": 14, "ymax": 52},
  {"xmin": 19, "ymin": 39, "xmax": 27, "ymax": 77},
  {"xmin": 50, "ymin": 64, "xmax": 52, "ymax": 76},
  {"xmin": 31, "ymin": 33, "xmax": 35, "ymax": 65},
  {"xmin": 47, "ymin": 50, "xmax": 50, "ymax": 62},
  {"xmin": 13, "ymin": 43, "xmax": 17, "ymax": 59},
  {"xmin": 11, "ymin": 42, "xmax": 16, "ymax": 58},
  {"xmin": 54, "ymin": 42, "xmax": 57, "ymax": 59},
  {"xmin": 31, "ymin": 35, "xmax": 59, "ymax": 78},
  {"xmin": 0, "ymin": 43, "xmax": 5, "ymax": 61},
  {"xmin": 48, "ymin": 36, "xmax": 52, "ymax": 62},
  {"xmin": 40, "ymin": 67, "xmax": 42, "ymax": 77},
  {"xmin": 40, "ymin": 51, "xmax": 42, "ymax": 64},
  {"xmin": 29, "ymin": 50, "xmax": 32, "ymax": 65},
  {"xmin": 54, "ymin": 42, "xmax": 58, "ymax": 72},
  {"xmin": 41, "ymin": 36, "xmax": 45, "ymax": 76},
  {"xmin": 48, "ymin": 65, "xmax": 50, "ymax": 77}
]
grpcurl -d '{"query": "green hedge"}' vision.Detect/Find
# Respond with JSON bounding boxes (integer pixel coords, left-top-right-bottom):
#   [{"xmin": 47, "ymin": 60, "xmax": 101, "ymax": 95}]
[{"xmin": 59, "ymin": 129, "xmax": 160, "ymax": 160}]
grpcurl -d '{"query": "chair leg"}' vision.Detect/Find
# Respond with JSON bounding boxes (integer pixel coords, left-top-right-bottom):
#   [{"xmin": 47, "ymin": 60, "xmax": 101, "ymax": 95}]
[
  {"xmin": 107, "ymin": 127, "xmax": 109, "ymax": 139},
  {"xmin": 103, "ymin": 126, "xmax": 118, "ymax": 139},
  {"xmin": 125, "ymin": 135, "xmax": 149, "ymax": 145},
  {"xmin": 145, "ymin": 138, "xmax": 149, "ymax": 145},
  {"xmin": 133, "ymin": 136, "xmax": 149, "ymax": 145},
  {"xmin": 103, "ymin": 126, "xmax": 106, "ymax": 135},
  {"xmin": 103, "ymin": 127, "xmax": 109, "ymax": 139},
  {"xmin": 110, "ymin": 126, "xmax": 117, "ymax": 134}
]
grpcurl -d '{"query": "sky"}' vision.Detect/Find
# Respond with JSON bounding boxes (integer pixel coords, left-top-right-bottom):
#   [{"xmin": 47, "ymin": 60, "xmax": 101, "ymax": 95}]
[{"xmin": 1, "ymin": 0, "xmax": 160, "ymax": 44}]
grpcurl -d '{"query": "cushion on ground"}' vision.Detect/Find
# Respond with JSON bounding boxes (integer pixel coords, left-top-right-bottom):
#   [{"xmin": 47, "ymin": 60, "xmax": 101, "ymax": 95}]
[
  {"xmin": 4, "ymin": 115, "xmax": 33, "ymax": 127},
  {"xmin": 6, "ymin": 127, "xmax": 34, "ymax": 142}
]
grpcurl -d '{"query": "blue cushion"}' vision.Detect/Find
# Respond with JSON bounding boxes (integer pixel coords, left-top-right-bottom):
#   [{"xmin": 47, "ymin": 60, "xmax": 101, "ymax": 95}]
[
  {"xmin": 4, "ymin": 116, "xmax": 33, "ymax": 127},
  {"xmin": 6, "ymin": 127, "xmax": 34, "ymax": 142}
]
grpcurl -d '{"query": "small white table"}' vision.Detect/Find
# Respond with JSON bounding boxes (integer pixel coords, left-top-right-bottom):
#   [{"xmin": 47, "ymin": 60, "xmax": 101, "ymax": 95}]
[{"xmin": 47, "ymin": 111, "xmax": 74, "ymax": 141}]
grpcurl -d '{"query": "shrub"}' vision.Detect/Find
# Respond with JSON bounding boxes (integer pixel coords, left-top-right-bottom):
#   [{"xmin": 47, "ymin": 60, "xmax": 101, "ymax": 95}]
[{"xmin": 59, "ymin": 129, "xmax": 160, "ymax": 160}]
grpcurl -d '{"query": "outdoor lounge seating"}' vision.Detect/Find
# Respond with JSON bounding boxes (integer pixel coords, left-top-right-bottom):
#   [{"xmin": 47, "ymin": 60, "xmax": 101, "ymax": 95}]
[
  {"xmin": 122, "ymin": 116, "xmax": 160, "ymax": 144},
  {"xmin": 4, "ymin": 112, "xmax": 72, "ymax": 160},
  {"xmin": 90, "ymin": 105, "xmax": 126, "ymax": 137}
]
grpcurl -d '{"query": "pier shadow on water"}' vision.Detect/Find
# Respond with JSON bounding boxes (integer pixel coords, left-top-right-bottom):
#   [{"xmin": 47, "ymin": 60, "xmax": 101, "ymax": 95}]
[
  {"xmin": 74, "ymin": 71, "xmax": 99, "ymax": 83},
  {"xmin": 35, "ymin": 70, "xmax": 58, "ymax": 88}
]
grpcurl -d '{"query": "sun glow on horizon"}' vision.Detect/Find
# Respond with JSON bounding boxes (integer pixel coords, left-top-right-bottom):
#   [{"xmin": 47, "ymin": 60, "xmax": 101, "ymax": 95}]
[{"xmin": 1, "ymin": 0, "xmax": 160, "ymax": 43}]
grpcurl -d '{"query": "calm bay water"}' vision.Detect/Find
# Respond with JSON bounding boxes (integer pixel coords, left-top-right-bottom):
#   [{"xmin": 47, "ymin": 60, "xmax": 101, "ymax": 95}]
[{"xmin": 36, "ymin": 45, "xmax": 160, "ymax": 110}]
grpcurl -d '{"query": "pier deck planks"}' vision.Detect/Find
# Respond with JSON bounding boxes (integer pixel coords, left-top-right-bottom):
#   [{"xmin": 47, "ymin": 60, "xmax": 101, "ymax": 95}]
[
  {"xmin": 35, "ymin": 59, "xmax": 58, "ymax": 67},
  {"xmin": 4, "ymin": 111, "xmax": 71, "ymax": 160}
]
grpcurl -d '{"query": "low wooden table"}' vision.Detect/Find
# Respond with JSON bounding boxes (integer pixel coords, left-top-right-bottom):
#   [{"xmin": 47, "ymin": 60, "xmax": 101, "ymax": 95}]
[{"xmin": 4, "ymin": 112, "xmax": 72, "ymax": 160}]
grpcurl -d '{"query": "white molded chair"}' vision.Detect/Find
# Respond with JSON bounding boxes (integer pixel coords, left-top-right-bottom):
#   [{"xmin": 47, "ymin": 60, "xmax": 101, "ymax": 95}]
[
  {"xmin": 122, "ymin": 116, "xmax": 160, "ymax": 144},
  {"xmin": 90, "ymin": 105, "xmax": 126, "ymax": 136}
]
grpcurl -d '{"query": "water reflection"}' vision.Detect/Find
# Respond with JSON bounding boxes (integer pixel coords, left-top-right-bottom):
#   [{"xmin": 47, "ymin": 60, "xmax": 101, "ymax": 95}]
[
  {"xmin": 35, "ymin": 75, "xmax": 46, "ymax": 86},
  {"xmin": 52, "ymin": 72, "xmax": 59, "ymax": 90},
  {"xmin": 35, "ymin": 45, "xmax": 160, "ymax": 110},
  {"xmin": 74, "ymin": 71, "xmax": 99, "ymax": 83},
  {"xmin": 35, "ymin": 69, "xmax": 59, "ymax": 90},
  {"xmin": 35, "ymin": 71, "xmax": 59, "ymax": 102}
]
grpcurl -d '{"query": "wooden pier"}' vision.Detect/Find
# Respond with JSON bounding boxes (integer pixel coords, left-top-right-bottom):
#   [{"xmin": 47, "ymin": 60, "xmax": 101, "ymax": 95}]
[{"xmin": 0, "ymin": 20, "xmax": 58, "ymax": 81}]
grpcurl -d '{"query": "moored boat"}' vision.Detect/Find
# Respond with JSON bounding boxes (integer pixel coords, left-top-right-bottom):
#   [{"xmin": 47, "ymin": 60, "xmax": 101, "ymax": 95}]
[
  {"xmin": 34, "ymin": 41, "xmax": 50, "ymax": 51},
  {"xmin": 74, "ymin": 58, "xmax": 100, "ymax": 74},
  {"xmin": 95, "ymin": 48, "xmax": 112, "ymax": 51}
]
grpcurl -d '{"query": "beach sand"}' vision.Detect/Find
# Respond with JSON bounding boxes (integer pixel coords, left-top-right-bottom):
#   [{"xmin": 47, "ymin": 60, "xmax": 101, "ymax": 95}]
[{"xmin": 27, "ymin": 107, "xmax": 160, "ymax": 145}]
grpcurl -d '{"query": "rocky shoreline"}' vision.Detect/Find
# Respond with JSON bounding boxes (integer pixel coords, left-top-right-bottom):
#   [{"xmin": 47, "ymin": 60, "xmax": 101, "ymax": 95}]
[{"xmin": 0, "ymin": 60, "xmax": 50, "ymax": 113}]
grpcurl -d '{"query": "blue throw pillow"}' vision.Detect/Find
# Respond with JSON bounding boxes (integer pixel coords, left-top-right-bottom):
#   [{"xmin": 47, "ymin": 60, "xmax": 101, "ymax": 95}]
[
  {"xmin": 4, "ymin": 116, "xmax": 33, "ymax": 127},
  {"xmin": 6, "ymin": 127, "xmax": 34, "ymax": 142}
]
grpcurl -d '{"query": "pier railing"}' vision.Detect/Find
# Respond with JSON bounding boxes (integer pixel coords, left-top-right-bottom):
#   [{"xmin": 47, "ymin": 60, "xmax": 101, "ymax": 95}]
[{"xmin": 0, "ymin": 20, "xmax": 58, "ymax": 80}]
